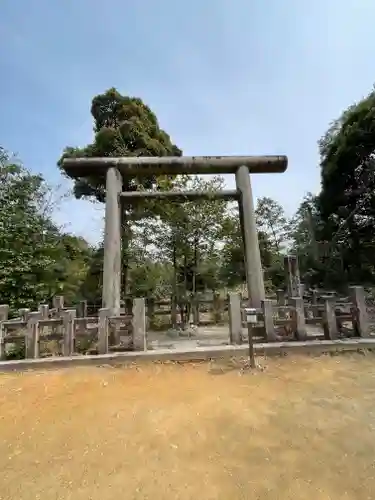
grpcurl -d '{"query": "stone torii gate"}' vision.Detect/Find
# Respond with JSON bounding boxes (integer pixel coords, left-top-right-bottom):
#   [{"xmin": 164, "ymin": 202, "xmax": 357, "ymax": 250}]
[{"xmin": 63, "ymin": 155, "xmax": 288, "ymax": 314}]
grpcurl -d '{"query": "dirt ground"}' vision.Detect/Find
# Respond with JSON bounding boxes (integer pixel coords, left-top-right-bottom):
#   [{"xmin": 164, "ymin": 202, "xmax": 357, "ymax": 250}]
[{"xmin": 1, "ymin": 354, "xmax": 375, "ymax": 500}]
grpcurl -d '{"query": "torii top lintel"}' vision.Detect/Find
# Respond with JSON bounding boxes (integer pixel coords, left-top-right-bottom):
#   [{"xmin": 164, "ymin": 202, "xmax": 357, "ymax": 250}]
[{"xmin": 62, "ymin": 155, "xmax": 288, "ymax": 177}]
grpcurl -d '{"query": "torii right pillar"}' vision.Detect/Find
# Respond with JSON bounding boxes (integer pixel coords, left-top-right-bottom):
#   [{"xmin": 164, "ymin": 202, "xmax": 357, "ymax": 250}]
[{"xmin": 235, "ymin": 166, "xmax": 265, "ymax": 308}]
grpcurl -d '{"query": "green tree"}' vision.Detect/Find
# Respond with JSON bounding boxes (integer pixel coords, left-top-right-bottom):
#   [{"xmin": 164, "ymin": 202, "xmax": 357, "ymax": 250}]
[
  {"xmin": 135, "ymin": 175, "xmax": 227, "ymax": 294},
  {"xmin": 220, "ymin": 207, "xmax": 281, "ymax": 291},
  {"xmin": 79, "ymin": 245, "xmax": 104, "ymax": 306},
  {"xmin": 59, "ymin": 88, "xmax": 181, "ymax": 200},
  {"xmin": 58, "ymin": 88, "xmax": 182, "ymax": 294},
  {"xmin": 318, "ymin": 86, "xmax": 375, "ymax": 284},
  {"xmin": 53, "ymin": 234, "xmax": 95, "ymax": 303},
  {"xmin": 289, "ymin": 193, "xmax": 327, "ymax": 286},
  {"xmin": 254, "ymin": 196, "xmax": 290, "ymax": 287},
  {"xmin": 171, "ymin": 176, "xmax": 227, "ymax": 295},
  {"xmin": 0, "ymin": 149, "xmax": 80, "ymax": 312},
  {"xmin": 255, "ymin": 196, "xmax": 289, "ymax": 252},
  {"xmin": 123, "ymin": 175, "xmax": 228, "ymax": 325}
]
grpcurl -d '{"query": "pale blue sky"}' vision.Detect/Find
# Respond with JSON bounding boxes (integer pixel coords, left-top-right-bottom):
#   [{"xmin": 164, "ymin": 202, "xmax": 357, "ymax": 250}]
[{"xmin": 1, "ymin": 0, "xmax": 374, "ymax": 244}]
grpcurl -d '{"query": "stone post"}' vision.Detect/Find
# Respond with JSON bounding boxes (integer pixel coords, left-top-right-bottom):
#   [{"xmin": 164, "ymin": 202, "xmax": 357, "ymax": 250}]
[
  {"xmin": 276, "ymin": 289, "xmax": 285, "ymax": 306},
  {"xmin": 19, "ymin": 308, "xmax": 31, "ymax": 322},
  {"xmin": 25, "ymin": 312, "xmax": 41, "ymax": 359},
  {"xmin": 0, "ymin": 305, "xmax": 9, "ymax": 322},
  {"xmin": 276, "ymin": 289, "xmax": 286, "ymax": 320},
  {"xmin": 62, "ymin": 309, "xmax": 76, "ymax": 357},
  {"xmin": 349, "ymin": 286, "xmax": 370, "ymax": 338},
  {"xmin": 284, "ymin": 255, "xmax": 301, "ymax": 298},
  {"xmin": 98, "ymin": 308, "xmax": 110, "ymax": 354},
  {"xmin": 290, "ymin": 297, "xmax": 307, "ymax": 341},
  {"xmin": 38, "ymin": 304, "xmax": 49, "ymax": 339},
  {"xmin": 53, "ymin": 296, "xmax": 65, "ymax": 312},
  {"xmin": 132, "ymin": 298, "xmax": 147, "ymax": 351},
  {"xmin": 147, "ymin": 298, "xmax": 155, "ymax": 330},
  {"xmin": 228, "ymin": 293, "xmax": 242, "ymax": 344},
  {"xmin": 102, "ymin": 167, "xmax": 123, "ymax": 315},
  {"xmin": 212, "ymin": 293, "xmax": 222, "ymax": 323},
  {"xmin": 235, "ymin": 166, "xmax": 265, "ymax": 308},
  {"xmin": 322, "ymin": 297, "xmax": 338, "ymax": 340},
  {"xmin": 262, "ymin": 299, "xmax": 277, "ymax": 342},
  {"xmin": 78, "ymin": 300, "xmax": 88, "ymax": 318},
  {"xmin": 38, "ymin": 304, "xmax": 49, "ymax": 319},
  {"xmin": 0, "ymin": 305, "xmax": 9, "ymax": 360},
  {"xmin": 311, "ymin": 289, "xmax": 319, "ymax": 318}
]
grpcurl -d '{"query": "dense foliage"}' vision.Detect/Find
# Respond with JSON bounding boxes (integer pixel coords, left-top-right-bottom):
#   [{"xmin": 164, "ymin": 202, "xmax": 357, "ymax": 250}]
[
  {"xmin": 59, "ymin": 88, "xmax": 182, "ymax": 296},
  {"xmin": 317, "ymin": 88, "xmax": 375, "ymax": 286},
  {"xmin": 0, "ymin": 148, "xmax": 93, "ymax": 313},
  {"xmin": 59, "ymin": 87, "xmax": 182, "ymax": 201}
]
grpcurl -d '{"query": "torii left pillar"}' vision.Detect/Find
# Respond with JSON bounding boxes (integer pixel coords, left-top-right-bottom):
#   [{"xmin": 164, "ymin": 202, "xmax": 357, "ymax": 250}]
[{"xmin": 102, "ymin": 167, "xmax": 122, "ymax": 315}]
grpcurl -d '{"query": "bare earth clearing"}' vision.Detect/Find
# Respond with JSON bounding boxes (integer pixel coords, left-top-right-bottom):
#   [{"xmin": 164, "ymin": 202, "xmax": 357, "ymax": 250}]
[{"xmin": 1, "ymin": 354, "xmax": 375, "ymax": 499}]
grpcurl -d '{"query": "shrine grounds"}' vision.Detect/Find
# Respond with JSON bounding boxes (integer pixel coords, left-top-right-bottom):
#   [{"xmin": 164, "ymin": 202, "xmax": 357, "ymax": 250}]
[{"xmin": 1, "ymin": 353, "xmax": 375, "ymax": 500}]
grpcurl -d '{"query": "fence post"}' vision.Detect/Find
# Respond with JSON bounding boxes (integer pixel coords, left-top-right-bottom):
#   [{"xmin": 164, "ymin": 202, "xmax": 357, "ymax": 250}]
[
  {"xmin": 0, "ymin": 321, "xmax": 3, "ymax": 360},
  {"xmin": 98, "ymin": 308, "xmax": 110, "ymax": 354},
  {"xmin": 78, "ymin": 300, "xmax": 88, "ymax": 318},
  {"xmin": 38, "ymin": 304, "xmax": 49, "ymax": 319},
  {"xmin": 276, "ymin": 289, "xmax": 285, "ymax": 306},
  {"xmin": 192, "ymin": 297, "xmax": 200, "ymax": 325},
  {"xmin": 171, "ymin": 295, "xmax": 177, "ymax": 328},
  {"xmin": 19, "ymin": 308, "xmax": 31, "ymax": 322},
  {"xmin": 0, "ymin": 305, "xmax": 9, "ymax": 321},
  {"xmin": 25, "ymin": 312, "xmax": 41, "ymax": 359},
  {"xmin": 276, "ymin": 289, "xmax": 287, "ymax": 320},
  {"xmin": 322, "ymin": 297, "xmax": 338, "ymax": 340},
  {"xmin": 349, "ymin": 286, "xmax": 370, "ymax": 338},
  {"xmin": 38, "ymin": 304, "xmax": 49, "ymax": 338},
  {"xmin": 213, "ymin": 293, "xmax": 222, "ymax": 323},
  {"xmin": 228, "ymin": 293, "xmax": 242, "ymax": 344},
  {"xmin": 124, "ymin": 297, "xmax": 132, "ymax": 315},
  {"xmin": 62, "ymin": 309, "xmax": 76, "ymax": 357},
  {"xmin": 311, "ymin": 289, "xmax": 319, "ymax": 318},
  {"xmin": 132, "ymin": 298, "xmax": 147, "ymax": 351},
  {"xmin": 262, "ymin": 299, "xmax": 277, "ymax": 342},
  {"xmin": 0, "ymin": 305, "xmax": 9, "ymax": 360},
  {"xmin": 147, "ymin": 298, "xmax": 155, "ymax": 330},
  {"xmin": 53, "ymin": 295, "xmax": 65, "ymax": 312},
  {"xmin": 289, "ymin": 297, "xmax": 308, "ymax": 341}
]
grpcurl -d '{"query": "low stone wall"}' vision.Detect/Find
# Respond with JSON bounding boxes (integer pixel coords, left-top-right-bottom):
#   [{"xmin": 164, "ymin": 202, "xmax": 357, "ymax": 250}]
[
  {"xmin": 0, "ymin": 286, "xmax": 372, "ymax": 364},
  {"xmin": 0, "ymin": 297, "xmax": 145, "ymax": 360}
]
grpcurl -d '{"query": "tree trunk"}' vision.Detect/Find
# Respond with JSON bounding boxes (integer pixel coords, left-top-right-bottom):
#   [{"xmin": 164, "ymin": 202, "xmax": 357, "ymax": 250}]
[
  {"xmin": 270, "ymin": 224, "xmax": 280, "ymax": 253},
  {"xmin": 191, "ymin": 235, "xmax": 198, "ymax": 325},
  {"xmin": 121, "ymin": 211, "xmax": 130, "ymax": 299},
  {"xmin": 181, "ymin": 254, "xmax": 188, "ymax": 329}
]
